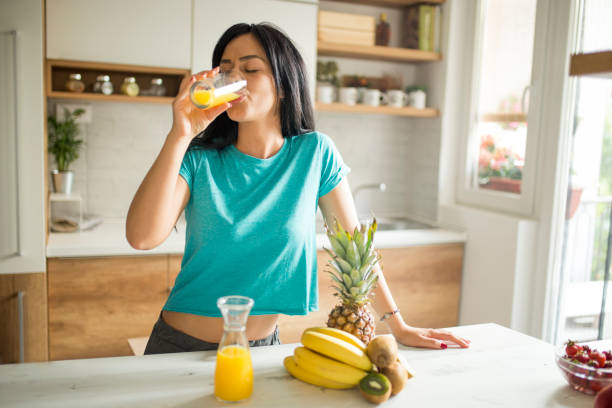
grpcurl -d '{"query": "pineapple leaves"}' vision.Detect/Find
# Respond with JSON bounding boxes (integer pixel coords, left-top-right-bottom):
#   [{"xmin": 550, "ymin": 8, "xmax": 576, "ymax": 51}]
[
  {"xmin": 354, "ymin": 226, "xmax": 365, "ymax": 257},
  {"xmin": 349, "ymin": 268, "xmax": 361, "ymax": 286},
  {"xmin": 335, "ymin": 257, "xmax": 353, "ymax": 275},
  {"xmin": 342, "ymin": 273, "xmax": 352, "ymax": 288},
  {"xmin": 329, "ymin": 236, "xmax": 346, "ymax": 258},
  {"xmin": 346, "ymin": 240, "xmax": 361, "ymax": 268},
  {"xmin": 331, "ymin": 285, "xmax": 351, "ymax": 299},
  {"xmin": 326, "ymin": 271, "xmax": 348, "ymax": 290}
]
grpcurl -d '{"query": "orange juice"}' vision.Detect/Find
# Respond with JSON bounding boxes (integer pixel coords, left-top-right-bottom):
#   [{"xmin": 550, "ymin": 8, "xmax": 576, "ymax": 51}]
[
  {"xmin": 214, "ymin": 345, "xmax": 253, "ymax": 402},
  {"xmin": 191, "ymin": 88, "xmax": 241, "ymax": 109}
]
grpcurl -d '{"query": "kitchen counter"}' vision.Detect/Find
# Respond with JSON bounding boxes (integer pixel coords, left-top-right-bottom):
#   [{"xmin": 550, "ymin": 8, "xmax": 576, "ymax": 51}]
[
  {"xmin": 0, "ymin": 323, "xmax": 592, "ymax": 407},
  {"xmin": 46, "ymin": 219, "xmax": 467, "ymax": 258}
]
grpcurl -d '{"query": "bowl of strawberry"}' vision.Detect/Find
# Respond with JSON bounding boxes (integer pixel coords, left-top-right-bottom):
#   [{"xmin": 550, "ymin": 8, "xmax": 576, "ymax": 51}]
[{"xmin": 556, "ymin": 339, "xmax": 612, "ymax": 395}]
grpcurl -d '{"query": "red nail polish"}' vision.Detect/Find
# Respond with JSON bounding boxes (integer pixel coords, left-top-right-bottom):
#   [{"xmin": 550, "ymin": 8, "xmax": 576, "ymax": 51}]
[{"xmin": 441, "ymin": 343, "xmax": 448, "ymax": 349}]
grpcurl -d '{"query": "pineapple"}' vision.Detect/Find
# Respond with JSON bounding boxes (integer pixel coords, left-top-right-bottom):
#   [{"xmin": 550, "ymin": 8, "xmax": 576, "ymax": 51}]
[{"xmin": 324, "ymin": 218, "xmax": 380, "ymax": 344}]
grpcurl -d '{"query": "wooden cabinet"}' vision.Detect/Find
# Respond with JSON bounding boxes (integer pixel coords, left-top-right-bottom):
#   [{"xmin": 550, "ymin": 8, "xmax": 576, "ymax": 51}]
[
  {"xmin": 0, "ymin": 273, "xmax": 48, "ymax": 364},
  {"xmin": 47, "ymin": 243, "xmax": 462, "ymax": 358},
  {"xmin": 277, "ymin": 243, "xmax": 463, "ymax": 343},
  {"xmin": 47, "ymin": 256, "xmax": 177, "ymax": 360},
  {"xmin": 45, "ymin": 0, "xmax": 191, "ymax": 68}
]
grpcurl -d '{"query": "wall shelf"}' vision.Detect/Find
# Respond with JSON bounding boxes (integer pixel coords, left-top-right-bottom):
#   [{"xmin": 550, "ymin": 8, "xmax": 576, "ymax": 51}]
[
  {"xmin": 323, "ymin": 0, "xmax": 445, "ymax": 9},
  {"xmin": 318, "ymin": 41, "xmax": 440, "ymax": 63},
  {"xmin": 569, "ymin": 51, "xmax": 612, "ymax": 79},
  {"xmin": 46, "ymin": 59, "xmax": 190, "ymax": 104},
  {"xmin": 316, "ymin": 102, "xmax": 439, "ymax": 117},
  {"xmin": 481, "ymin": 113, "xmax": 527, "ymax": 123}
]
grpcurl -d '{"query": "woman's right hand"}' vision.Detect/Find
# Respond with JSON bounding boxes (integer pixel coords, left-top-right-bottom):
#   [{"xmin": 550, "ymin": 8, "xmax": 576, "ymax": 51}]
[{"xmin": 170, "ymin": 67, "xmax": 232, "ymax": 140}]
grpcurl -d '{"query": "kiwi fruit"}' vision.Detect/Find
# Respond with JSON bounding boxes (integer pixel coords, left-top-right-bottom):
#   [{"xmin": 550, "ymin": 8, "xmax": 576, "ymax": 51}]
[
  {"xmin": 381, "ymin": 361, "xmax": 408, "ymax": 395},
  {"xmin": 366, "ymin": 335, "xmax": 398, "ymax": 369},
  {"xmin": 359, "ymin": 373, "xmax": 391, "ymax": 405}
]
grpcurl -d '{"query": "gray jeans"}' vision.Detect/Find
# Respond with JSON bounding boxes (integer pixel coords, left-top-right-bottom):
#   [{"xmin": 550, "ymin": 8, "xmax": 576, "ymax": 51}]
[{"xmin": 144, "ymin": 312, "xmax": 281, "ymax": 355}]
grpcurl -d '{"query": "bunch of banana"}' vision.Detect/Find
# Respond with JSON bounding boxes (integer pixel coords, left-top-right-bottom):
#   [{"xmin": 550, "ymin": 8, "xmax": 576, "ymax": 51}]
[{"xmin": 283, "ymin": 326, "xmax": 372, "ymax": 389}]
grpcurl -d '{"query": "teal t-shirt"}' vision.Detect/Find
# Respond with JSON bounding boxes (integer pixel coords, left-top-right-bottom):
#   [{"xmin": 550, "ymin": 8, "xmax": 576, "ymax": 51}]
[{"xmin": 163, "ymin": 131, "xmax": 350, "ymax": 317}]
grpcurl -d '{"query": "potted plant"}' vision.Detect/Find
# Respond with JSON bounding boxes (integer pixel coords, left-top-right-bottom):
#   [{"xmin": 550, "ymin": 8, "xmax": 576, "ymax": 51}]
[
  {"xmin": 478, "ymin": 135, "xmax": 524, "ymax": 194},
  {"xmin": 316, "ymin": 60, "xmax": 340, "ymax": 104},
  {"xmin": 48, "ymin": 107, "xmax": 85, "ymax": 194}
]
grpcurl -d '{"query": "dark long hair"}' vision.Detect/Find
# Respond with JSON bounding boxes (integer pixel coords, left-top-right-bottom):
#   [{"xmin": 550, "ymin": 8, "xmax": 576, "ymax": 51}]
[{"xmin": 190, "ymin": 23, "xmax": 315, "ymax": 150}]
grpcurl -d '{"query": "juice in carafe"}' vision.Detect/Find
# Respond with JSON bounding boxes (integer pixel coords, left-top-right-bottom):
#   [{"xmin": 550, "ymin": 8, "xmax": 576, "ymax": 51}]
[
  {"xmin": 214, "ymin": 345, "xmax": 253, "ymax": 401},
  {"xmin": 190, "ymin": 71, "xmax": 246, "ymax": 110},
  {"xmin": 214, "ymin": 295, "xmax": 255, "ymax": 402}
]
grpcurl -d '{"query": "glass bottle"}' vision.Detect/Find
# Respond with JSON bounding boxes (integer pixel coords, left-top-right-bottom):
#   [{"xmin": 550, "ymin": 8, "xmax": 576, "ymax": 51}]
[
  {"xmin": 121, "ymin": 77, "xmax": 140, "ymax": 96},
  {"xmin": 375, "ymin": 13, "xmax": 391, "ymax": 46},
  {"xmin": 190, "ymin": 71, "xmax": 246, "ymax": 110},
  {"xmin": 93, "ymin": 75, "xmax": 113, "ymax": 95},
  {"xmin": 214, "ymin": 295, "xmax": 254, "ymax": 403},
  {"xmin": 150, "ymin": 78, "xmax": 166, "ymax": 96},
  {"xmin": 65, "ymin": 73, "xmax": 85, "ymax": 93}
]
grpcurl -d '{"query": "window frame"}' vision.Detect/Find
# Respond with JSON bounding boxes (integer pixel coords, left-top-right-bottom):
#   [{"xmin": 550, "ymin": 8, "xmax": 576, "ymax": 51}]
[{"xmin": 455, "ymin": 0, "xmax": 549, "ymax": 216}]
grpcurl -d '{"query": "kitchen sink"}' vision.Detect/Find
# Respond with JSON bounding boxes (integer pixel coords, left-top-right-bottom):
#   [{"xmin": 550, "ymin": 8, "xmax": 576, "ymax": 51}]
[{"xmin": 316, "ymin": 217, "xmax": 432, "ymax": 232}]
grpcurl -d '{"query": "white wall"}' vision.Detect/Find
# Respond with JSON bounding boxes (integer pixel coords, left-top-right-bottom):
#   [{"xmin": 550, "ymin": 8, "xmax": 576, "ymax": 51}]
[{"xmin": 439, "ymin": 204, "xmax": 538, "ymax": 332}]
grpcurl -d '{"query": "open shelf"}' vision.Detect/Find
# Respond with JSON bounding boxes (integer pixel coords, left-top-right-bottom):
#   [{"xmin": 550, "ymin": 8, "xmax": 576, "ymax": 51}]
[
  {"xmin": 46, "ymin": 59, "xmax": 190, "ymax": 104},
  {"xmin": 323, "ymin": 0, "xmax": 445, "ymax": 8},
  {"xmin": 570, "ymin": 51, "xmax": 612, "ymax": 79},
  {"xmin": 316, "ymin": 102, "xmax": 439, "ymax": 117},
  {"xmin": 481, "ymin": 113, "xmax": 527, "ymax": 123},
  {"xmin": 317, "ymin": 41, "xmax": 441, "ymax": 63}
]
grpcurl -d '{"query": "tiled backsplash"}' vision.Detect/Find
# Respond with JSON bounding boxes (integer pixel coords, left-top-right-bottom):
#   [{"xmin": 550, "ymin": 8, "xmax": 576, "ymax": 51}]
[{"xmin": 48, "ymin": 101, "xmax": 439, "ymax": 223}]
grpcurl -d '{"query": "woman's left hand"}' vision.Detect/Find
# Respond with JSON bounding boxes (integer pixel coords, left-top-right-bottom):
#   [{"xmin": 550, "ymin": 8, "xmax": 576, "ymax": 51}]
[{"xmin": 393, "ymin": 324, "xmax": 471, "ymax": 349}]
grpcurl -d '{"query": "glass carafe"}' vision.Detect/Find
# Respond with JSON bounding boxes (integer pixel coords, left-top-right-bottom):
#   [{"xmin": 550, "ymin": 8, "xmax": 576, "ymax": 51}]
[{"xmin": 214, "ymin": 295, "xmax": 254, "ymax": 403}]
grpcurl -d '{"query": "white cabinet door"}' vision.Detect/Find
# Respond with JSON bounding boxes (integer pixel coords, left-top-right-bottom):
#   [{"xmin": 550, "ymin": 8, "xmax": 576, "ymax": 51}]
[
  {"xmin": 46, "ymin": 0, "xmax": 191, "ymax": 68},
  {"xmin": 192, "ymin": 0, "xmax": 317, "ymax": 101},
  {"xmin": 0, "ymin": 0, "xmax": 46, "ymax": 274}
]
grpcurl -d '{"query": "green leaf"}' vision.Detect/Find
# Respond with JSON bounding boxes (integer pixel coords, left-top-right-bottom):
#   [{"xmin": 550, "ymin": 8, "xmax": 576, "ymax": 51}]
[
  {"xmin": 335, "ymin": 257, "xmax": 353, "ymax": 275},
  {"xmin": 326, "ymin": 271, "xmax": 348, "ymax": 290},
  {"xmin": 329, "ymin": 236, "xmax": 346, "ymax": 258},
  {"xmin": 350, "ymin": 268, "xmax": 361, "ymax": 286},
  {"xmin": 342, "ymin": 273, "xmax": 352, "ymax": 288},
  {"xmin": 354, "ymin": 226, "xmax": 365, "ymax": 257},
  {"xmin": 346, "ymin": 240, "xmax": 361, "ymax": 268}
]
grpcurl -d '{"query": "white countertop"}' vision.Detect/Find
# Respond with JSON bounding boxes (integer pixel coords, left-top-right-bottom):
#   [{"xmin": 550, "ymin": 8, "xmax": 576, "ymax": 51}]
[
  {"xmin": 0, "ymin": 323, "xmax": 592, "ymax": 407},
  {"xmin": 46, "ymin": 219, "xmax": 467, "ymax": 258}
]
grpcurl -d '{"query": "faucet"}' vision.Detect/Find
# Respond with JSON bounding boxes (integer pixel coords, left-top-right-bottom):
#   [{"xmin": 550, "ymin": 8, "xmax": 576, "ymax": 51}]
[{"xmin": 352, "ymin": 183, "xmax": 387, "ymax": 198}]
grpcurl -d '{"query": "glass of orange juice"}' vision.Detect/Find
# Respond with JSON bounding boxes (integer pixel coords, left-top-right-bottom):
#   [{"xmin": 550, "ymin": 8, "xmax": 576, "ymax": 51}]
[
  {"xmin": 190, "ymin": 71, "xmax": 246, "ymax": 110},
  {"xmin": 214, "ymin": 295, "xmax": 254, "ymax": 403}
]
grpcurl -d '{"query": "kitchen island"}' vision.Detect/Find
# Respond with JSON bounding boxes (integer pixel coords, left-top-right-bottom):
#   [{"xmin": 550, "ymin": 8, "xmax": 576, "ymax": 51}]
[{"xmin": 0, "ymin": 323, "xmax": 593, "ymax": 407}]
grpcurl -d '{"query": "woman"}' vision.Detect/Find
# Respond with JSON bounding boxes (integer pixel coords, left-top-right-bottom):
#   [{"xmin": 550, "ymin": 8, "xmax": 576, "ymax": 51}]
[{"xmin": 126, "ymin": 23, "xmax": 470, "ymax": 354}]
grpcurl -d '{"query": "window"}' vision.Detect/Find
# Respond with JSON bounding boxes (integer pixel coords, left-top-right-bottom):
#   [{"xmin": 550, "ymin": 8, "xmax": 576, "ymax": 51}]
[{"xmin": 458, "ymin": 0, "xmax": 541, "ymax": 214}]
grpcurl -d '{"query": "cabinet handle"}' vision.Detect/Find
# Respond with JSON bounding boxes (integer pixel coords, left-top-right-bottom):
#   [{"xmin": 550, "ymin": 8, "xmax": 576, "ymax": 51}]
[
  {"xmin": 1, "ymin": 30, "xmax": 22, "ymax": 258},
  {"xmin": 17, "ymin": 291, "xmax": 25, "ymax": 363}
]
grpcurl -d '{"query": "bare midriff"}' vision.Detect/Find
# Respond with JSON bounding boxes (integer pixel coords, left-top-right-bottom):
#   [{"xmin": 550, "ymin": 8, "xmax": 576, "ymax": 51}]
[{"xmin": 162, "ymin": 310, "xmax": 280, "ymax": 343}]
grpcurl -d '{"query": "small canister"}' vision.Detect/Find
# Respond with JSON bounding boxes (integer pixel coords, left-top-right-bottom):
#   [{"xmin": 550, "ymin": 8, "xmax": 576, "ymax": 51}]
[
  {"xmin": 150, "ymin": 78, "xmax": 166, "ymax": 96},
  {"xmin": 121, "ymin": 77, "xmax": 140, "ymax": 96},
  {"xmin": 93, "ymin": 75, "xmax": 113, "ymax": 95},
  {"xmin": 65, "ymin": 73, "xmax": 85, "ymax": 93}
]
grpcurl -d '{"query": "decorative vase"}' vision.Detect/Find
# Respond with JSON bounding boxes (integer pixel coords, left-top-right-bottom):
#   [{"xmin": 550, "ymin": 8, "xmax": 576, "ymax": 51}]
[
  {"xmin": 481, "ymin": 177, "xmax": 522, "ymax": 194},
  {"xmin": 51, "ymin": 170, "xmax": 74, "ymax": 194}
]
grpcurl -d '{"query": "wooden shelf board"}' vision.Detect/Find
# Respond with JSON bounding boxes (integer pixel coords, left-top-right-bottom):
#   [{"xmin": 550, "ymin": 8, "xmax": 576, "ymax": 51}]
[
  {"xmin": 48, "ymin": 91, "xmax": 175, "ymax": 104},
  {"xmin": 570, "ymin": 51, "xmax": 612, "ymax": 79},
  {"xmin": 323, "ymin": 0, "xmax": 445, "ymax": 8},
  {"xmin": 318, "ymin": 41, "xmax": 441, "ymax": 62},
  {"xmin": 481, "ymin": 112, "xmax": 527, "ymax": 123},
  {"xmin": 316, "ymin": 102, "xmax": 439, "ymax": 117},
  {"xmin": 46, "ymin": 59, "xmax": 190, "ymax": 76}
]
